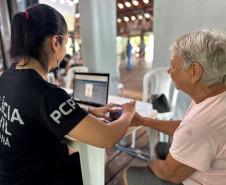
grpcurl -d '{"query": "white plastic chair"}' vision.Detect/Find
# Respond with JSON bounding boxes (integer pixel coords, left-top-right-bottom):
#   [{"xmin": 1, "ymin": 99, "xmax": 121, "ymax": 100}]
[
  {"xmin": 65, "ymin": 66, "xmax": 89, "ymax": 89},
  {"xmin": 46, "ymin": 72, "xmax": 56, "ymax": 84},
  {"xmin": 117, "ymin": 83, "xmax": 125, "ymax": 97},
  {"xmin": 131, "ymin": 67, "xmax": 179, "ymax": 152}
]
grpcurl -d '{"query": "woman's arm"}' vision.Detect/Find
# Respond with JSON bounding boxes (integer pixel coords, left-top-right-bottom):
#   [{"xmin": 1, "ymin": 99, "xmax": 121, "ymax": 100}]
[{"xmin": 68, "ymin": 101, "xmax": 136, "ymax": 148}]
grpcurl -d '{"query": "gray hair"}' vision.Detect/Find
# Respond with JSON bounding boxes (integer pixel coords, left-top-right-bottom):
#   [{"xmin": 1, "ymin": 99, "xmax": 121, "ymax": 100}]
[{"xmin": 171, "ymin": 29, "xmax": 226, "ymax": 86}]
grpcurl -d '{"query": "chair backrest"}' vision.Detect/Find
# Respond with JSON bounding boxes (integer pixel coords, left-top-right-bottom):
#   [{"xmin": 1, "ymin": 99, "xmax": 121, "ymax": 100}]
[
  {"xmin": 143, "ymin": 67, "xmax": 180, "ymax": 113},
  {"xmin": 65, "ymin": 66, "xmax": 88, "ymax": 89},
  {"xmin": 47, "ymin": 72, "xmax": 56, "ymax": 84},
  {"xmin": 143, "ymin": 67, "xmax": 172, "ymax": 102}
]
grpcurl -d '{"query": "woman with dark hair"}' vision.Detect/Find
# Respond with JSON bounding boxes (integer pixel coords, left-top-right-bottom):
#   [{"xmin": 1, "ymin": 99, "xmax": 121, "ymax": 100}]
[{"xmin": 0, "ymin": 4, "xmax": 135, "ymax": 185}]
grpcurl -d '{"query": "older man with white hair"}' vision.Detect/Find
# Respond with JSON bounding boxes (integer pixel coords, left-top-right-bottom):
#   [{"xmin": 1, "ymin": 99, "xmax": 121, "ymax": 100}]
[{"xmin": 125, "ymin": 29, "xmax": 226, "ymax": 185}]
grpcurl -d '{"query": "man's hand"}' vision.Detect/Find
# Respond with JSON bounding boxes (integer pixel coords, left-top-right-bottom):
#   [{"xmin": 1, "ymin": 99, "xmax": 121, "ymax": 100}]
[{"xmin": 130, "ymin": 112, "xmax": 143, "ymax": 126}]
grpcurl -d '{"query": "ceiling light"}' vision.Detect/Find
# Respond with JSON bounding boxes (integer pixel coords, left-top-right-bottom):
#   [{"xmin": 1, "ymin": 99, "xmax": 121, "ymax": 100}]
[
  {"xmin": 74, "ymin": 0, "xmax": 79, "ymax": 4},
  {"xmin": 117, "ymin": 18, "xmax": 122, "ymax": 23},
  {"xmin": 117, "ymin": 36, "xmax": 122, "ymax": 41},
  {"xmin": 132, "ymin": 0, "xmax": 139, "ymax": 6},
  {"xmin": 144, "ymin": 13, "xmax": 150, "ymax": 18},
  {"xmin": 143, "ymin": 0, "xmax": 149, "ymax": 4},
  {"xmin": 118, "ymin": 3, "xmax": 124, "ymax": 9},
  {"xmin": 75, "ymin": 13, "xmax": 80, "ymax": 18},
  {"xmin": 125, "ymin": 2, "xmax": 131, "ymax": 7},
  {"xmin": 138, "ymin": 15, "xmax": 143, "ymax": 19},
  {"xmin": 68, "ymin": 1, "xmax": 73, "ymax": 6},
  {"xmin": 124, "ymin": 16, "xmax": 129, "ymax": 22},
  {"xmin": 60, "ymin": 0, "xmax": 65, "ymax": 4},
  {"xmin": 131, "ymin": 15, "xmax": 136, "ymax": 21}
]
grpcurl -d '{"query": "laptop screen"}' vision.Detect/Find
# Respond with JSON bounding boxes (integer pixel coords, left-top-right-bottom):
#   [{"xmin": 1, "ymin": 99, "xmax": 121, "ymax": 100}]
[{"xmin": 72, "ymin": 72, "xmax": 110, "ymax": 107}]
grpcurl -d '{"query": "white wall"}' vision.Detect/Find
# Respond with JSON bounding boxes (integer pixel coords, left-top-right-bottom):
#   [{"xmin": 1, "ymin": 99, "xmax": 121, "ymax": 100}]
[{"xmin": 153, "ymin": 0, "xmax": 226, "ymax": 119}]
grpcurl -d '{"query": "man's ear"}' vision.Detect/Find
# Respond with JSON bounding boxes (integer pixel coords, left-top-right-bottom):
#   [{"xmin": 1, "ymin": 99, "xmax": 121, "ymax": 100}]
[
  {"xmin": 51, "ymin": 35, "xmax": 58, "ymax": 53},
  {"xmin": 191, "ymin": 62, "xmax": 203, "ymax": 83}
]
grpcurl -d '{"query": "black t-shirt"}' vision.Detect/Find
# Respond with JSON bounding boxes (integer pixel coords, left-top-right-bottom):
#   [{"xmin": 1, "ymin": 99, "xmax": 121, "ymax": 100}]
[{"xmin": 0, "ymin": 67, "xmax": 88, "ymax": 184}]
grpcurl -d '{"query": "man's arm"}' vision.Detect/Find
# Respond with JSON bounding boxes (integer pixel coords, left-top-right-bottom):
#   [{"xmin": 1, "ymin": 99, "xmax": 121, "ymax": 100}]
[
  {"xmin": 131, "ymin": 112, "xmax": 181, "ymax": 136},
  {"xmin": 148, "ymin": 153, "xmax": 195, "ymax": 184}
]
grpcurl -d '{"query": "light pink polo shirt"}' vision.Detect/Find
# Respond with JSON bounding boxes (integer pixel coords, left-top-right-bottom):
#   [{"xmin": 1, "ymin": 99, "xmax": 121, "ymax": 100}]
[{"xmin": 170, "ymin": 91, "xmax": 226, "ymax": 185}]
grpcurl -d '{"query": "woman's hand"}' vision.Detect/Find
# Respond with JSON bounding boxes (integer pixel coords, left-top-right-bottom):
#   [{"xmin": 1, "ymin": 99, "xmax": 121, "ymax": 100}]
[
  {"xmin": 120, "ymin": 101, "xmax": 136, "ymax": 122},
  {"xmin": 89, "ymin": 103, "xmax": 121, "ymax": 121}
]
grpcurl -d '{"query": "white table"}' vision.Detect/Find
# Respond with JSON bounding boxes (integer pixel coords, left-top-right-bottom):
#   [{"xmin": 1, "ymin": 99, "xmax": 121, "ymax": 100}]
[{"xmin": 64, "ymin": 95, "xmax": 157, "ymax": 185}]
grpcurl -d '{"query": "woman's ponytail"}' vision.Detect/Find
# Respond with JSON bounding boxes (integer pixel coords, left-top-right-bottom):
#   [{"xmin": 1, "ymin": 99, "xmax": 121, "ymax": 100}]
[{"xmin": 10, "ymin": 11, "xmax": 33, "ymax": 62}]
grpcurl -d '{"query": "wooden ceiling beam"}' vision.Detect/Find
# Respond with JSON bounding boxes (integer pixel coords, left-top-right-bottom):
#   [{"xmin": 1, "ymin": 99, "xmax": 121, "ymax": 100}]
[{"xmin": 117, "ymin": 7, "xmax": 153, "ymax": 16}]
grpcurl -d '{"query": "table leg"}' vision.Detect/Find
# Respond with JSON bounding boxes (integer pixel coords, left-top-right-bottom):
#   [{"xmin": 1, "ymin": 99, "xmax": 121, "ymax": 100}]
[
  {"xmin": 147, "ymin": 128, "xmax": 159, "ymax": 159},
  {"xmin": 78, "ymin": 142, "xmax": 105, "ymax": 185}
]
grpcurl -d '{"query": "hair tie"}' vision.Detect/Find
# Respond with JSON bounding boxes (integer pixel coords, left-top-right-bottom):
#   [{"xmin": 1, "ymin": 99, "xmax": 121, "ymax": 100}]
[{"xmin": 24, "ymin": 11, "xmax": 29, "ymax": 20}]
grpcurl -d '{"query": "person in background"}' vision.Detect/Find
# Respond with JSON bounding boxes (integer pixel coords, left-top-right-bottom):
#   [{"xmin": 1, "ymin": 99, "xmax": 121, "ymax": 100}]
[
  {"xmin": 77, "ymin": 44, "xmax": 83, "ymax": 66},
  {"xmin": 139, "ymin": 37, "xmax": 146, "ymax": 64},
  {"xmin": 126, "ymin": 38, "xmax": 133, "ymax": 70},
  {"xmin": 125, "ymin": 29, "xmax": 226, "ymax": 185},
  {"xmin": 48, "ymin": 54, "xmax": 71, "ymax": 86},
  {"xmin": 65, "ymin": 52, "xmax": 83, "ymax": 73},
  {"xmin": 0, "ymin": 4, "xmax": 136, "ymax": 185},
  {"xmin": 60, "ymin": 54, "xmax": 71, "ymax": 70}
]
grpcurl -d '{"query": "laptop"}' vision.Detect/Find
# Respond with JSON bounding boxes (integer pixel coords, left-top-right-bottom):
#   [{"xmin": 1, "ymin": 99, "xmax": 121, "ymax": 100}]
[{"xmin": 72, "ymin": 72, "xmax": 110, "ymax": 107}]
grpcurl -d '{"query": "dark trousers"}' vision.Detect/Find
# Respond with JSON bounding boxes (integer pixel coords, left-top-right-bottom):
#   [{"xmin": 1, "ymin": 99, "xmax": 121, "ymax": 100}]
[
  {"xmin": 155, "ymin": 142, "xmax": 171, "ymax": 160},
  {"xmin": 48, "ymin": 143, "xmax": 83, "ymax": 185}
]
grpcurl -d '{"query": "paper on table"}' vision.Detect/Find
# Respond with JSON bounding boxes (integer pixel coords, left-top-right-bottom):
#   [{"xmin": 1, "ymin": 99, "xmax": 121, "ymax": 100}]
[{"xmin": 108, "ymin": 95, "xmax": 153, "ymax": 117}]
